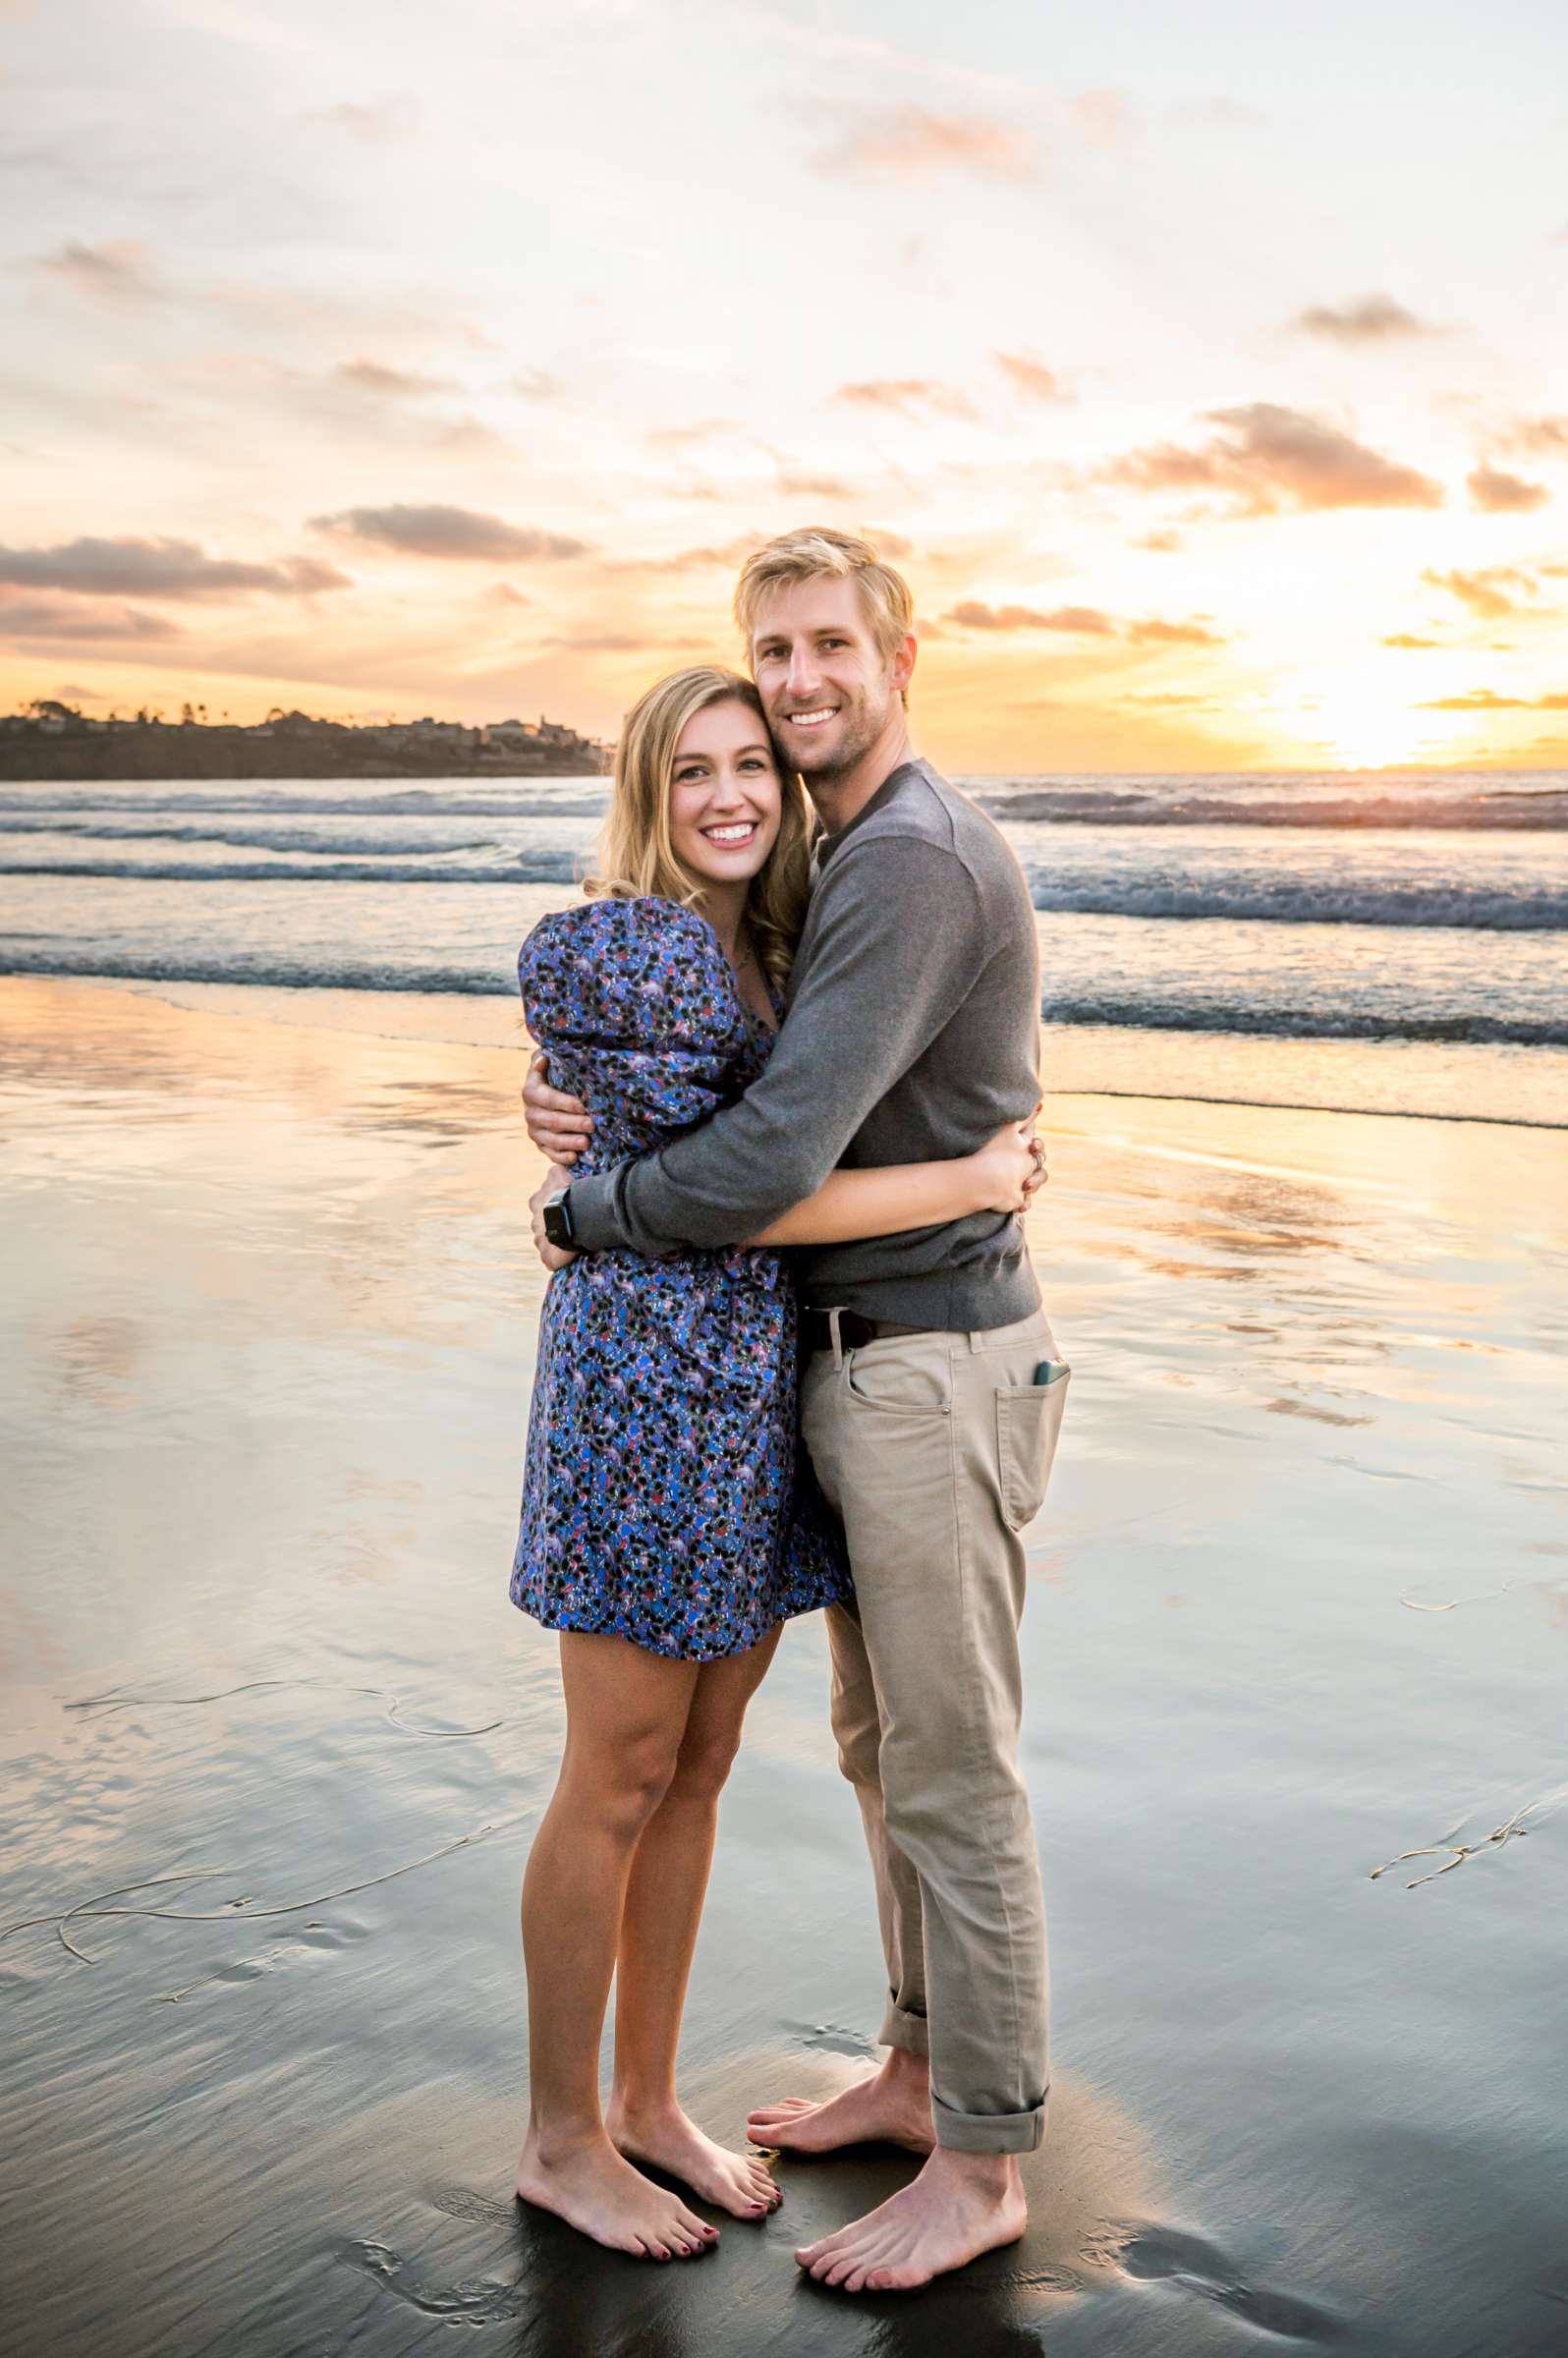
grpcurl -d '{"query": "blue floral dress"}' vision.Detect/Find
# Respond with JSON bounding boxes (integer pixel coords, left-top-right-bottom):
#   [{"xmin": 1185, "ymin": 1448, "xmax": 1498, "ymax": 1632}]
[{"xmin": 510, "ymin": 896, "xmax": 851, "ymax": 1661}]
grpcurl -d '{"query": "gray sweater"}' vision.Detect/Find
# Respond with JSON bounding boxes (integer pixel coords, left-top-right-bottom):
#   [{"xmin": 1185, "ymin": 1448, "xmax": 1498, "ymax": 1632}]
[{"xmin": 567, "ymin": 758, "xmax": 1043, "ymax": 1330}]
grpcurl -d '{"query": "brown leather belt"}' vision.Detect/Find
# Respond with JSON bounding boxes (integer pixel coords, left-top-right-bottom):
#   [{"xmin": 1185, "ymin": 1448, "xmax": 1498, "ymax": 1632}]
[{"xmin": 802, "ymin": 1308, "xmax": 938, "ymax": 1354}]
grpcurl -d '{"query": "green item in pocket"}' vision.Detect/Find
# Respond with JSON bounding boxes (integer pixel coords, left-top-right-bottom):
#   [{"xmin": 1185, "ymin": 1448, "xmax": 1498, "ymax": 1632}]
[{"xmin": 1033, "ymin": 1360, "xmax": 1070, "ymax": 1385}]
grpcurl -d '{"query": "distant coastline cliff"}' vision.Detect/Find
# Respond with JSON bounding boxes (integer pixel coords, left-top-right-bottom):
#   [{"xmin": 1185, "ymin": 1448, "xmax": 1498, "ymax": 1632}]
[{"xmin": 0, "ymin": 701, "xmax": 611, "ymax": 780}]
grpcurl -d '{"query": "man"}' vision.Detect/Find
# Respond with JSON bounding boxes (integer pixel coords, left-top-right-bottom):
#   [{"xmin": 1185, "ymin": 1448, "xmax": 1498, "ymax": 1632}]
[{"xmin": 523, "ymin": 528, "xmax": 1068, "ymax": 2294}]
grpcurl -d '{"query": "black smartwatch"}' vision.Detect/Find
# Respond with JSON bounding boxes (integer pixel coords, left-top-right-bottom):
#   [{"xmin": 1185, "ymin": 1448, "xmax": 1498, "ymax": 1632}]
[{"xmin": 541, "ymin": 1190, "xmax": 576, "ymax": 1251}]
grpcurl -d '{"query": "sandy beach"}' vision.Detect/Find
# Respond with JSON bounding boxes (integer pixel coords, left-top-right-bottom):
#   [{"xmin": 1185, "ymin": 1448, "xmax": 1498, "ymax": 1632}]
[{"xmin": 3, "ymin": 973, "xmax": 1566, "ymax": 2358}]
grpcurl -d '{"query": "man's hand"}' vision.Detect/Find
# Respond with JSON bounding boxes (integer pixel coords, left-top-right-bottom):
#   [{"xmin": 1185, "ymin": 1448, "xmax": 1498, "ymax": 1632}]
[
  {"xmin": 523, "ymin": 1051, "xmax": 592, "ymax": 1167},
  {"xmin": 1024, "ymin": 1102, "xmax": 1048, "ymax": 1205},
  {"xmin": 529, "ymin": 1162, "xmax": 579, "ymax": 1273},
  {"xmin": 969, "ymin": 1110, "xmax": 1048, "ymax": 1216}
]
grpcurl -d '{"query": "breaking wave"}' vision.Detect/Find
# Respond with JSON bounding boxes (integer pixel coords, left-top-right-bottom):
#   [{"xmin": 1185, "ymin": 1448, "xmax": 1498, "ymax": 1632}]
[
  {"xmin": 6, "ymin": 853, "xmax": 1564, "ymax": 929},
  {"xmin": 6, "ymin": 942, "xmax": 1567, "ymax": 1048}
]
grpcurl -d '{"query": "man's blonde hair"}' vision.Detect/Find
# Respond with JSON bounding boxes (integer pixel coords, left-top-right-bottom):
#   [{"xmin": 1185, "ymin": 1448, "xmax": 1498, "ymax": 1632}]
[
  {"xmin": 733, "ymin": 527, "xmax": 915, "ymax": 667},
  {"xmin": 586, "ymin": 665, "xmax": 812, "ymax": 987}
]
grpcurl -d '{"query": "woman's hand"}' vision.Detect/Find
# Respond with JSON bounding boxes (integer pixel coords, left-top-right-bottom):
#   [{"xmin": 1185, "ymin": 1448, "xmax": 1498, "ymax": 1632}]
[
  {"xmin": 523, "ymin": 1050, "xmax": 592, "ymax": 1167},
  {"xmin": 968, "ymin": 1117, "xmax": 1048, "ymax": 1215},
  {"xmin": 529, "ymin": 1162, "xmax": 579, "ymax": 1272}
]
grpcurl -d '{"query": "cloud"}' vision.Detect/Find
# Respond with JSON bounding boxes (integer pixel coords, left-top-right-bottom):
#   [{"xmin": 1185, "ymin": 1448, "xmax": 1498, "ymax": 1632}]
[
  {"xmin": 430, "ymin": 415, "xmax": 507, "ymax": 456},
  {"xmin": 994, "ymin": 353, "xmax": 1066, "ymax": 403},
  {"xmin": 812, "ymin": 104, "xmax": 1037, "ymax": 182},
  {"xmin": 1498, "ymin": 415, "xmax": 1568, "ymax": 457},
  {"xmin": 1135, "ymin": 529, "xmax": 1184, "ymax": 553},
  {"xmin": 1417, "ymin": 689, "xmax": 1568, "ymax": 710},
  {"xmin": 1125, "ymin": 617, "xmax": 1225, "ymax": 646},
  {"xmin": 1293, "ymin": 293, "xmax": 1437, "ymax": 342},
  {"xmin": 1468, "ymin": 462, "xmax": 1549, "ymax": 513},
  {"xmin": 513, "ymin": 369, "xmax": 564, "ymax": 402},
  {"xmin": 865, "ymin": 527, "xmax": 914, "ymax": 558},
  {"xmin": 775, "ymin": 471, "xmax": 859, "ymax": 501},
  {"xmin": 536, "ymin": 632, "xmax": 705, "ymax": 653},
  {"xmin": 1124, "ymin": 693, "xmax": 1216, "ymax": 708},
  {"xmin": 1105, "ymin": 445, "xmax": 1216, "ymax": 495},
  {"xmin": 1102, "ymin": 403, "xmax": 1444, "ymax": 516},
  {"xmin": 941, "ymin": 600, "xmax": 1223, "ymax": 646},
  {"xmin": 1202, "ymin": 401, "xmax": 1443, "ymax": 510},
  {"xmin": 34, "ymin": 238, "xmax": 159, "ymax": 305},
  {"xmin": 0, "ymin": 594, "xmax": 181, "ymax": 643},
  {"xmin": 646, "ymin": 420, "xmax": 738, "ymax": 448},
  {"xmin": 0, "ymin": 536, "xmax": 350, "ymax": 599},
  {"xmin": 835, "ymin": 378, "xmax": 977, "ymax": 421},
  {"xmin": 612, "ymin": 535, "xmax": 761, "ymax": 576},
  {"xmin": 1067, "ymin": 88, "xmax": 1133, "ymax": 143},
  {"xmin": 311, "ymin": 94, "xmax": 420, "ymax": 142},
  {"xmin": 1421, "ymin": 565, "xmax": 1543, "ymax": 621},
  {"xmin": 944, "ymin": 600, "xmax": 1116, "ymax": 635},
  {"xmin": 538, "ymin": 633, "xmax": 651, "ymax": 652},
  {"xmin": 335, "ymin": 359, "xmax": 457, "ymax": 398},
  {"xmin": 1381, "ymin": 633, "xmax": 1441, "ymax": 648},
  {"xmin": 310, "ymin": 505, "xmax": 589, "ymax": 562},
  {"xmin": 483, "ymin": 583, "xmax": 534, "ymax": 608}
]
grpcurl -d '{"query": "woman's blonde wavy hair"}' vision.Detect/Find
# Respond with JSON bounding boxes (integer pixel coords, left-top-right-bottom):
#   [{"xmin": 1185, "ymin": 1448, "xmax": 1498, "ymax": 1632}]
[{"xmin": 586, "ymin": 666, "xmax": 812, "ymax": 987}]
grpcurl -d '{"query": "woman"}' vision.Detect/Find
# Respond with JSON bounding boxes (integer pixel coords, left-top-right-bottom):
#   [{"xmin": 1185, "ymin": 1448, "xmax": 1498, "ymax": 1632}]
[{"xmin": 511, "ymin": 665, "xmax": 1039, "ymax": 2262}]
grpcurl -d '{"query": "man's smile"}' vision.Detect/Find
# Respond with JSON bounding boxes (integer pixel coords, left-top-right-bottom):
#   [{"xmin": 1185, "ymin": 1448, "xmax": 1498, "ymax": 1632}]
[{"xmin": 783, "ymin": 705, "xmax": 838, "ymax": 728}]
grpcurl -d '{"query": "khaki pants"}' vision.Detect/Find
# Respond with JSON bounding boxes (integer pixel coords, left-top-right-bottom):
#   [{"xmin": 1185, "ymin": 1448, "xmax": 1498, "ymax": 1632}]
[{"xmin": 801, "ymin": 1308, "xmax": 1069, "ymax": 2155}]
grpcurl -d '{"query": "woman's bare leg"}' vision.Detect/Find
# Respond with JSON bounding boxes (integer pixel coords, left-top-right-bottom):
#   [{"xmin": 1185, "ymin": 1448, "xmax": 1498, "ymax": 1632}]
[
  {"xmin": 606, "ymin": 1627, "xmax": 784, "ymax": 2218},
  {"xmin": 515, "ymin": 1630, "xmax": 719, "ymax": 2260}
]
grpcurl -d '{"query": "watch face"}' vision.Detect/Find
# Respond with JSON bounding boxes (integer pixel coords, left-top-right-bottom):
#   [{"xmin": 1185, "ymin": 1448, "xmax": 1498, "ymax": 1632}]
[{"xmin": 542, "ymin": 1197, "xmax": 573, "ymax": 1249}]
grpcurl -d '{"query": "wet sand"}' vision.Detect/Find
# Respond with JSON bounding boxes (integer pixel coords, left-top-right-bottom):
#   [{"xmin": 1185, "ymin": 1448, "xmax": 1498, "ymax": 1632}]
[{"xmin": 2, "ymin": 974, "xmax": 1566, "ymax": 2357}]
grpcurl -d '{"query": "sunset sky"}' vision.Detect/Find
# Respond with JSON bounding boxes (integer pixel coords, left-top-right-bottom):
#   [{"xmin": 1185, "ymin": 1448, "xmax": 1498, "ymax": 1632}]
[{"xmin": 3, "ymin": 0, "xmax": 1567, "ymax": 771}]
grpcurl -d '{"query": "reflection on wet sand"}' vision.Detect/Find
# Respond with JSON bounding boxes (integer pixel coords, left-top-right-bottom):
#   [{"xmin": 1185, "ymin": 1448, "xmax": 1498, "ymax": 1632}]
[{"xmin": 3, "ymin": 978, "xmax": 1567, "ymax": 2356}]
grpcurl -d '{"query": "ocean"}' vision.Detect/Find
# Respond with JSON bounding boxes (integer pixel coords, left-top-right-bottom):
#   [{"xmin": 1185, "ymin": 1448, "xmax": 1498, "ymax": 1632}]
[{"xmin": 3, "ymin": 767, "xmax": 1566, "ymax": 1126}]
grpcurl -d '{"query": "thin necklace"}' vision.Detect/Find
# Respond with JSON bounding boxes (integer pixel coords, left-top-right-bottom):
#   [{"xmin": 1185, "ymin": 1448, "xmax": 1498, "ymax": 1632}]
[{"xmin": 720, "ymin": 918, "xmax": 756, "ymax": 974}]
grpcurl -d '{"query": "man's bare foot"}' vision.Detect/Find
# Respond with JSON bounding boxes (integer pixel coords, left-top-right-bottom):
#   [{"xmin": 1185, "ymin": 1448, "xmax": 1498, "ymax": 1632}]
[
  {"xmin": 747, "ymin": 2052, "xmax": 935, "ymax": 2158},
  {"xmin": 515, "ymin": 2125, "xmax": 719, "ymax": 2259},
  {"xmin": 796, "ymin": 2148, "xmax": 1026, "ymax": 2293},
  {"xmin": 606, "ymin": 2096, "xmax": 781, "ymax": 2220}
]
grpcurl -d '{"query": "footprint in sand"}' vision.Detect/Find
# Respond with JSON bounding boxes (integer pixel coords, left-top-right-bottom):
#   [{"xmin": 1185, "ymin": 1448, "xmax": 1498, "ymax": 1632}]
[
  {"xmin": 339, "ymin": 2236, "xmax": 529, "ymax": 2326},
  {"xmin": 426, "ymin": 2184, "xmax": 519, "ymax": 2232},
  {"xmin": 786, "ymin": 2019, "xmax": 881, "ymax": 2059},
  {"xmin": 1120, "ymin": 2223, "xmax": 1346, "ymax": 2342}
]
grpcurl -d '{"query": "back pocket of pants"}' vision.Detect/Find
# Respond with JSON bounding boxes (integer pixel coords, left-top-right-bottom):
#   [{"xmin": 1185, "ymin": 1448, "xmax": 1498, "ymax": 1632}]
[{"xmin": 995, "ymin": 1367, "xmax": 1071, "ymax": 1530}]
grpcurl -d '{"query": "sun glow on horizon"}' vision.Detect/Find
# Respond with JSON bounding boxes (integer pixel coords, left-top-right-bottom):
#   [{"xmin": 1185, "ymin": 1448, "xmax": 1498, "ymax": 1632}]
[{"xmin": 1285, "ymin": 670, "xmax": 1443, "ymax": 773}]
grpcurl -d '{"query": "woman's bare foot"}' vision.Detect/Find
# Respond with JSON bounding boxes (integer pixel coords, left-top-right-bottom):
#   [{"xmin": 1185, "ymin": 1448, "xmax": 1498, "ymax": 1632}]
[
  {"xmin": 747, "ymin": 2052, "xmax": 935, "ymax": 2158},
  {"xmin": 607, "ymin": 2096, "xmax": 782, "ymax": 2218},
  {"xmin": 795, "ymin": 2148, "xmax": 1027, "ymax": 2293},
  {"xmin": 515, "ymin": 2125, "xmax": 719, "ymax": 2259}
]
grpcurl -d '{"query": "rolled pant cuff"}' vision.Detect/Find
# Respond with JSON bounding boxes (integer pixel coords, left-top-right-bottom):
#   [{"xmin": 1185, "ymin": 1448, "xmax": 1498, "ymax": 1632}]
[
  {"xmin": 930, "ymin": 2088, "xmax": 1049, "ymax": 2155},
  {"xmin": 879, "ymin": 1997, "xmax": 929, "ymax": 2058}
]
